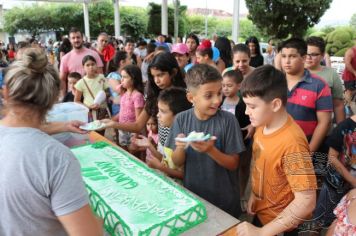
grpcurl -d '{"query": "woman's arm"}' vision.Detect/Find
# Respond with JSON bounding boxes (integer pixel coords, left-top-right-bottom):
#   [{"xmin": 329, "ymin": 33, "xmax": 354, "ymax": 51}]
[{"xmin": 58, "ymin": 204, "xmax": 103, "ymax": 236}]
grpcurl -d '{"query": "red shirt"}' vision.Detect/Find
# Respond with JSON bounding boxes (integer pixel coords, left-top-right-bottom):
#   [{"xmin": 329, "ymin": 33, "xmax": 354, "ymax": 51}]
[{"xmin": 343, "ymin": 47, "xmax": 356, "ymax": 82}]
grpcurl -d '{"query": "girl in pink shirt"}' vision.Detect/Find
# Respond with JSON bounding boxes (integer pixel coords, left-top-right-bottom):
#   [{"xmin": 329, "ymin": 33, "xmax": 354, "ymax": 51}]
[{"xmin": 114, "ymin": 64, "xmax": 144, "ymax": 148}]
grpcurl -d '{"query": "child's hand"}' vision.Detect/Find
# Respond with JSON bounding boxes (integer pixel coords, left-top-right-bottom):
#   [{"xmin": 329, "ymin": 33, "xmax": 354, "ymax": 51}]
[
  {"xmin": 242, "ymin": 124, "xmax": 255, "ymax": 140},
  {"xmin": 190, "ymin": 136, "xmax": 217, "ymax": 153},
  {"xmin": 247, "ymin": 193, "xmax": 257, "ymax": 216},
  {"xmin": 89, "ymin": 104, "xmax": 100, "ymax": 110},
  {"xmin": 65, "ymin": 120, "xmax": 88, "ymax": 134},
  {"xmin": 146, "ymin": 156, "xmax": 163, "ymax": 170},
  {"xmin": 134, "ymin": 135, "xmax": 151, "ymax": 148},
  {"xmin": 236, "ymin": 222, "xmax": 263, "ymax": 236},
  {"xmin": 175, "ymin": 133, "xmax": 187, "ymax": 149}
]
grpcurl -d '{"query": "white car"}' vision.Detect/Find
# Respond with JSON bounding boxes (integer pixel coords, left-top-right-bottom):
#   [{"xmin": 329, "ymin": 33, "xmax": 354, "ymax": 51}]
[{"xmin": 330, "ymin": 56, "xmax": 345, "ymax": 77}]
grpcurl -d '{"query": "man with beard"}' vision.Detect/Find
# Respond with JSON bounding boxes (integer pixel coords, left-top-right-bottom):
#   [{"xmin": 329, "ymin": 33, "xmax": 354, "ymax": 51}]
[
  {"xmin": 60, "ymin": 27, "xmax": 103, "ymax": 98},
  {"xmin": 95, "ymin": 32, "xmax": 115, "ymax": 75}
]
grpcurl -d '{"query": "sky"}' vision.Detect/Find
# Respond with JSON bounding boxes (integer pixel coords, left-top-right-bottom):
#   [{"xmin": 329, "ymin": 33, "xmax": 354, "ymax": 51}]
[{"xmin": 1, "ymin": 0, "xmax": 354, "ymax": 28}]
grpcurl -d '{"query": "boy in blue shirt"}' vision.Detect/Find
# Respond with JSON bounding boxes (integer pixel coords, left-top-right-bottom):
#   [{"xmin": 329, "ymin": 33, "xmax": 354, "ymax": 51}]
[{"xmin": 166, "ymin": 64, "xmax": 246, "ymax": 217}]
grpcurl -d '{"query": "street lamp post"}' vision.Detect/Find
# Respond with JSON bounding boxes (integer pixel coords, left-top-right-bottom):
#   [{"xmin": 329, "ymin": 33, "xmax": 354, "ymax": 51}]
[
  {"xmin": 204, "ymin": 0, "xmax": 208, "ymax": 38},
  {"xmin": 232, "ymin": 0, "xmax": 240, "ymax": 43}
]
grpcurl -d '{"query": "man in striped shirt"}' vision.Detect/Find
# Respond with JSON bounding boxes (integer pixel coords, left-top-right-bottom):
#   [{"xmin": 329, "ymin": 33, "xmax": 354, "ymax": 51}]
[{"xmin": 280, "ymin": 38, "xmax": 332, "ymax": 154}]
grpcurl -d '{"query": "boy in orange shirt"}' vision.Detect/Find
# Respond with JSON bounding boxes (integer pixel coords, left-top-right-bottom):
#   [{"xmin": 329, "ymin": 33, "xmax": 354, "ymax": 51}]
[{"xmin": 237, "ymin": 65, "xmax": 318, "ymax": 236}]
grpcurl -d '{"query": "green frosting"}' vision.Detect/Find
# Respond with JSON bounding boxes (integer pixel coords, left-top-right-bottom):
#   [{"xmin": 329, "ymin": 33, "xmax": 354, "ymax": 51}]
[{"xmin": 71, "ymin": 142, "xmax": 207, "ymax": 236}]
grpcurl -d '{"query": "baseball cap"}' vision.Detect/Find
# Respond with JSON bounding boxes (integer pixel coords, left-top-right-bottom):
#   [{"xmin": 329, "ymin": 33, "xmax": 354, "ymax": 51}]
[{"xmin": 171, "ymin": 43, "xmax": 189, "ymax": 55}]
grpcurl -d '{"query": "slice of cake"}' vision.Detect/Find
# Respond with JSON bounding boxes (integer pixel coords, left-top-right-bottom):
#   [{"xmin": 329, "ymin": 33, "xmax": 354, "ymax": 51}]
[{"xmin": 71, "ymin": 142, "xmax": 207, "ymax": 236}]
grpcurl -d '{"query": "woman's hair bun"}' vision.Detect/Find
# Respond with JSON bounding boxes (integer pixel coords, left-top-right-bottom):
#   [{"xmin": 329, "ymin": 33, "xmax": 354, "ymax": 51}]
[
  {"xmin": 198, "ymin": 39, "xmax": 212, "ymax": 50},
  {"xmin": 21, "ymin": 48, "xmax": 48, "ymax": 73}
]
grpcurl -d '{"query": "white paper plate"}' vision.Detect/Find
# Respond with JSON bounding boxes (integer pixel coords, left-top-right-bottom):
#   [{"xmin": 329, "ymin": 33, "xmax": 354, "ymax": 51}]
[
  {"xmin": 175, "ymin": 131, "xmax": 212, "ymax": 143},
  {"xmin": 79, "ymin": 121, "xmax": 106, "ymax": 131}
]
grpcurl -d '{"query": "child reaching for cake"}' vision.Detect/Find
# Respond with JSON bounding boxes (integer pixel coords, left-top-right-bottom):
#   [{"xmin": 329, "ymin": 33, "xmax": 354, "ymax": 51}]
[
  {"xmin": 112, "ymin": 64, "xmax": 145, "ymax": 149},
  {"xmin": 134, "ymin": 87, "xmax": 191, "ymax": 180},
  {"xmin": 131, "ymin": 116, "xmax": 159, "ymax": 162}
]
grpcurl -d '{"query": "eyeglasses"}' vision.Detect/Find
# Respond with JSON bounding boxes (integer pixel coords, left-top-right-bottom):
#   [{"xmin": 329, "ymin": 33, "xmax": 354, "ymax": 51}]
[{"xmin": 306, "ymin": 53, "xmax": 321, "ymax": 58}]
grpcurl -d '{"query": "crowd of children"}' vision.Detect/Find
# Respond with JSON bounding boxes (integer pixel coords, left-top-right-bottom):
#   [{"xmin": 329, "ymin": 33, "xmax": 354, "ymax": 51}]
[
  {"xmin": 55, "ymin": 34, "xmax": 356, "ymax": 235},
  {"xmin": 1, "ymin": 29, "xmax": 356, "ymax": 236}
]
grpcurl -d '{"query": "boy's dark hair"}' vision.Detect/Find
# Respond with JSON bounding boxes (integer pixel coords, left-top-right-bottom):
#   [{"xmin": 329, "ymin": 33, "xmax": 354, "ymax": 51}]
[
  {"xmin": 137, "ymin": 40, "xmax": 147, "ymax": 47},
  {"xmin": 280, "ymin": 38, "xmax": 307, "ymax": 56},
  {"xmin": 232, "ymin": 44, "xmax": 250, "ymax": 58},
  {"xmin": 82, "ymin": 55, "xmax": 97, "ymax": 65},
  {"xmin": 306, "ymin": 36, "xmax": 326, "ymax": 54},
  {"xmin": 146, "ymin": 42, "xmax": 157, "ymax": 55},
  {"xmin": 185, "ymin": 64, "xmax": 222, "ymax": 90},
  {"xmin": 156, "ymin": 45, "xmax": 169, "ymax": 52},
  {"xmin": 222, "ymin": 68, "xmax": 243, "ymax": 84},
  {"xmin": 185, "ymin": 33, "xmax": 199, "ymax": 47},
  {"xmin": 69, "ymin": 27, "xmax": 82, "ymax": 36},
  {"xmin": 158, "ymin": 87, "xmax": 192, "ymax": 115},
  {"xmin": 241, "ymin": 65, "xmax": 287, "ymax": 105},
  {"xmin": 125, "ymin": 38, "xmax": 135, "ymax": 45},
  {"xmin": 68, "ymin": 72, "xmax": 81, "ymax": 80}
]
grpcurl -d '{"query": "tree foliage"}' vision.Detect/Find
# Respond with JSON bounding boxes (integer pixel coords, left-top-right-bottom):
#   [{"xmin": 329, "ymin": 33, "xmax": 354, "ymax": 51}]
[
  {"xmin": 325, "ymin": 27, "xmax": 356, "ymax": 56},
  {"xmin": 245, "ymin": 0, "xmax": 332, "ymax": 39},
  {"xmin": 185, "ymin": 15, "xmax": 266, "ymax": 42},
  {"xmin": 4, "ymin": 2, "xmax": 147, "ymax": 40},
  {"xmin": 350, "ymin": 13, "xmax": 356, "ymax": 28},
  {"xmin": 147, "ymin": 2, "xmax": 187, "ymax": 37},
  {"xmin": 4, "ymin": 5, "xmax": 64, "ymax": 36}
]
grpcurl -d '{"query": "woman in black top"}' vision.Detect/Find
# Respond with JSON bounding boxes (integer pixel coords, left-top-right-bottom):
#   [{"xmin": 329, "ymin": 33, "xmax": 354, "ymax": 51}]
[{"xmin": 245, "ymin": 36, "xmax": 264, "ymax": 68}]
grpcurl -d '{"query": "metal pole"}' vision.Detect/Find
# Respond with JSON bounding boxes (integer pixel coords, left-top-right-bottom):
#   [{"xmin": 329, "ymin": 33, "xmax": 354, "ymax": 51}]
[
  {"xmin": 113, "ymin": 0, "xmax": 120, "ymax": 38},
  {"xmin": 83, "ymin": 1, "xmax": 90, "ymax": 41},
  {"xmin": 161, "ymin": 0, "xmax": 168, "ymax": 35},
  {"xmin": 232, "ymin": 0, "xmax": 240, "ymax": 43},
  {"xmin": 174, "ymin": 0, "xmax": 179, "ymax": 41},
  {"xmin": 204, "ymin": 0, "xmax": 208, "ymax": 38}
]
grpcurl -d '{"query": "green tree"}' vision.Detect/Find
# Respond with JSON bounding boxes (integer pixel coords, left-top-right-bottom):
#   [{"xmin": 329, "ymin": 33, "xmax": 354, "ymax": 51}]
[
  {"xmin": 239, "ymin": 18, "xmax": 267, "ymax": 42},
  {"xmin": 4, "ymin": 5, "xmax": 60, "ymax": 36},
  {"xmin": 52, "ymin": 4, "xmax": 83, "ymax": 33},
  {"xmin": 350, "ymin": 13, "xmax": 356, "ymax": 28},
  {"xmin": 147, "ymin": 2, "xmax": 187, "ymax": 37},
  {"xmin": 245, "ymin": 0, "xmax": 332, "ymax": 39},
  {"xmin": 326, "ymin": 27, "xmax": 356, "ymax": 56},
  {"xmin": 321, "ymin": 25, "xmax": 336, "ymax": 35},
  {"xmin": 120, "ymin": 7, "xmax": 148, "ymax": 39},
  {"xmin": 4, "ymin": 2, "xmax": 147, "ymax": 40}
]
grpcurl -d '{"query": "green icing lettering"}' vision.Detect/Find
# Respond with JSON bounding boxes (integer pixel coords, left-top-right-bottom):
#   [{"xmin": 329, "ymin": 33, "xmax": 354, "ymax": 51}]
[
  {"xmin": 89, "ymin": 176, "xmax": 109, "ymax": 181},
  {"xmin": 123, "ymin": 181, "xmax": 138, "ymax": 189},
  {"xmin": 82, "ymin": 171, "xmax": 103, "ymax": 177},
  {"xmin": 95, "ymin": 161, "xmax": 138, "ymax": 189}
]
